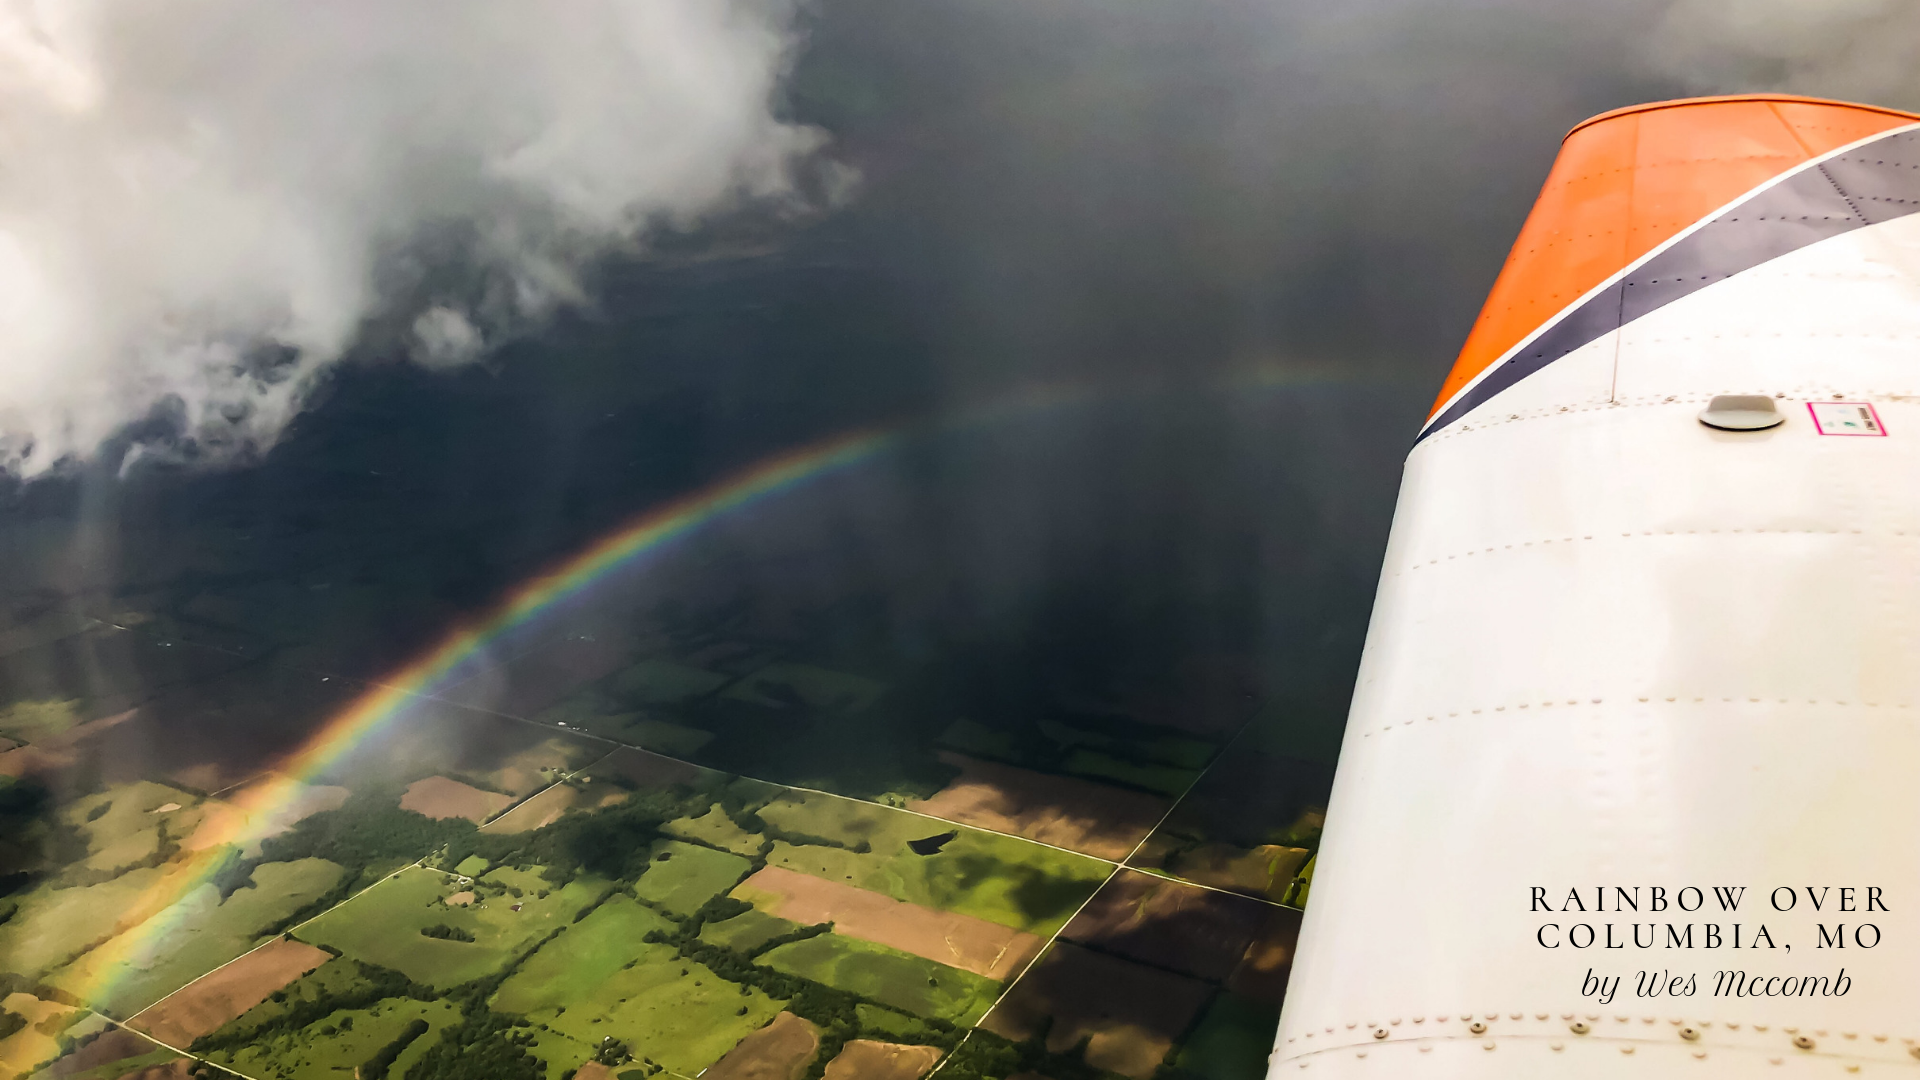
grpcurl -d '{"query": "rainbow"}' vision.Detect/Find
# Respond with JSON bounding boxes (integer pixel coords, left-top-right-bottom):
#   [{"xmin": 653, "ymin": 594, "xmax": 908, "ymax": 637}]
[
  {"xmin": 82, "ymin": 426, "xmax": 898, "ymax": 1019},
  {"xmin": 76, "ymin": 364, "xmax": 1355, "ymax": 1020}
]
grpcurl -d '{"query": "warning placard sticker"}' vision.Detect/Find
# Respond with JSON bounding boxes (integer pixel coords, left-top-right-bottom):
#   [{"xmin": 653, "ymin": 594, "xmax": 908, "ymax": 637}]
[{"xmin": 1807, "ymin": 401, "xmax": 1888, "ymax": 436}]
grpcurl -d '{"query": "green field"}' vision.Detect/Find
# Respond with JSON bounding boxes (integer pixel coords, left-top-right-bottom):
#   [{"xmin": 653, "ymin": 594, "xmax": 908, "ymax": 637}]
[
  {"xmin": 853, "ymin": 1003, "xmax": 946, "ymax": 1043},
  {"xmin": 1061, "ymin": 749, "xmax": 1198, "ymax": 797},
  {"xmin": 525, "ymin": 1026, "xmax": 598, "ymax": 1080},
  {"xmin": 0, "ymin": 864, "xmax": 180, "ymax": 977},
  {"xmin": 0, "ymin": 994, "xmax": 89, "ymax": 1076},
  {"xmin": 631, "ymin": 840, "xmax": 752, "ymax": 915},
  {"xmin": 1037, "ymin": 719, "xmax": 1217, "ymax": 770},
  {"xmin": 722, "ymin": 663, "xmax": 886, "ymax": 712},
  {"xmin": 756, "ymin": 792, "xmax": 1110, "ymax": 935},
  {"xmin": 0, "ymin": 697, "xmax": 82, "ymax": 744},
  {"xmin": 211, "ymin": 958, "xmax": 366, "ymax": 1032},
  {"xmin": 491, "ymin": 895, "xmax": 676, "ymax": 1014},
  {"xmin": 65, "ymin": 857, "xmax": 345, "ymax": 1016},
  {"xmin": 492, "ymin": 896, "xmax": 786, "ymax": 1073},
  {"xmin": 206, "ymin": 997, "xmax": 462, "ymax": 1080},
  {"xmin": 696, "ymin": 908, "xmax": 798, "ymax": 953},
  {"xmin": 665, "ymin": 805, "xmax": 766, "ymax": 856},
  {"xmin": 936, "ymin": 719, "xmax": 1023, "ymax": 761},
  {"xmin": 618, "ymin": 717, "xmax": 715, "ymax": 757},
  {"xmin": 63, "ymin": 782, "xmax": 208, "ymax": 875},
  {"xmin": 298, "ymin": 866, "xmax": 609, "ymax": 987},
  {"xmin": 605, "ymin": 658, "xmax": 729, "ymax": 705},
  {"xmin": 758, "ymin": 934, "xmax": 998, "ymax": 1024},
  {"xmin": 1175, "ymin": 992, "xmax": 1281, "ymax": 1080}
]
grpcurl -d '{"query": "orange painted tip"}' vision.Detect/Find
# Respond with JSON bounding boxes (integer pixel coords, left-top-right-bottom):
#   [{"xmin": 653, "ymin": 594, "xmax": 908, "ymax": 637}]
[
  {"xmin": 1427, "ymin": 94, "xmax": 1920, "ymax": 426},
  {"xmin": 1565, "ymin": 94, "xmax": 1920, "ymax": 141}
]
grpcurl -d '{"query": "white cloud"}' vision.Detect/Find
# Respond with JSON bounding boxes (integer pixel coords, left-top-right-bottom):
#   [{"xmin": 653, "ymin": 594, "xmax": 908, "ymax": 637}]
[
  {"xmin": 0, "ymin": 0, "xmax": 821, "ymax": 476},
  {"xmin": 411, "ymin": 306, "xmax": 483, "ymax": 370}
]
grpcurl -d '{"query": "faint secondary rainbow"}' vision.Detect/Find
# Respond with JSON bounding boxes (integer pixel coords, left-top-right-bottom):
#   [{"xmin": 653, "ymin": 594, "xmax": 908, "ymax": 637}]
[
  {"xmin": 85, "ymin": 363, "xmax": 1359, "ymax": 1018},
  {"xmin": 88, "ymin": 426, "xmax": 898, "ymax": 1017}
]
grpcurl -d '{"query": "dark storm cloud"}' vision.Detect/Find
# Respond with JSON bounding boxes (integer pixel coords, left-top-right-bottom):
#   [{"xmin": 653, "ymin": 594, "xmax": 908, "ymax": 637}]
[
  {"xmin": 795, "ymin": 0, "xmax": 1917, "ymax": 403},
  {"xmin": 792, "ymin": 0, "xmax": 1671, "ymax": 398}
]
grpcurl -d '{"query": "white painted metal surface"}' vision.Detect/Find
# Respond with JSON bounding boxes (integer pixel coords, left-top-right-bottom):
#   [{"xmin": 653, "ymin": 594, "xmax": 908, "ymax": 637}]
[{"xmin": 1271, "ymin": 207, "xmax": 1920, "ymax": 1076}]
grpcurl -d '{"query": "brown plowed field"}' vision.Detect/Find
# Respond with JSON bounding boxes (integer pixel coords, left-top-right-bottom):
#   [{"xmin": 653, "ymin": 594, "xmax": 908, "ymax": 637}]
[
  {"xmin": 588, "ymin": 746, "xmax": 716, "ymax": 789},
  {"xmin": 185, "ymin": 776, "xmax": 351, "ymax": 853},
  {"xmin": 821, "ymin": 1039, "xmax": 943, "ymax": 1080},
  {"xmin": 907, "ymin": 752, "xmax": 1166, "ymax": 861},
  {"xmin": 740, "ymin": 866, "xmax": 1043, "ymax": 980},
  {"xmin": 39, "ymin": 1028, "xmax": 153, "ymax": 1078},
  {"xmin": 111, "ymin": 1062, "xmax": 191, "ymax": 1080},
  {"xmin": 704, "ymin": 1011, "xmax": 821, "ymax": 1080},
  {"xmin": 981, "ymin": 942, "xmax": 1212, "ymax": 1079},
  {"xmin": 1060, "ymin": 869, "xmax": 1268, "ymax": 981},
  {"xmin": 0, "ymin": 708, "xmax": 138, "ymax": 778},
  {"xmin": 132, "ymin": 937, "xmax": 333, "ymax": 1047},
  {"xmin": 1225, "ymin": 905, "xmax": 1304, "ymax": 1005},
  {"xmin": 399, "ymin": 776, "xmax": 514, "ymax": 822},
  {"xmin": 481, "ymin": 783, "xmax": 581, "ymax": 833}
]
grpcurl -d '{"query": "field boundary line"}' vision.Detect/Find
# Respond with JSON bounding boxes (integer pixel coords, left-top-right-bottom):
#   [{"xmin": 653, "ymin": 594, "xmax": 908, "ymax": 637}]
[
  {"xmin": 124, "ymin": 744, "xmax": 620, "ymax": 1030},
  {"xmin": 957, "ymin": 705, "xmax": 1271, "ymax": 1052},
  {"xmin": 474, "ymin": 746, "xmax": 623, "ymax": 837},
  {"xmin": 96, "ymin": 616, "xmax": 1264, "ymax": 883},
  {"xmin": 89, "ymin": 1010, "xmax": 272, "ymax": 1080},
  {"xmin": 88, "ymin": 615, "xmax": 1304, "ymax": 1077}
]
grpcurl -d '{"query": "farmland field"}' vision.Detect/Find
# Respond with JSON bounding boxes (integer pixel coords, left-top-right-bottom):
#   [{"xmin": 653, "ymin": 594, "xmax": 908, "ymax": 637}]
[
  {"xmin": 133, "ymin": 936, "xmax": 335, "ymax": 1047},
  {"xmin": 0, "ymin": 990, "xmax": 87, "ymax": 1077},
  {"xmin": 297, "ymin": 865, "xmax": 609, "ymax": 987},
  {"xmin": 757, "ymin": 933, "xmax": 998, "ymax": 1024},
  {"xmin": 16, "ymin": 1027, "xmax": 179, "ymax": 1080},
  {"xmin": 908, "ymin": 751, "xmax": 1166, "ymax": 861},
  {"xmin": 618, "ymin": 717, "xmax": 716, "ymax": 757},
  {"xmin": 67, "ymin": 857, "xmax": 344, "ymax": 1016},
  {"xmin": 0, "ymin": 866, "xmax": 181, "ymax": 978},
  {"xmin": 492, "ymin": 897, "xmax": 787, "ymax": 1073},
  {"xmin": 721, "ymin": 663, "xmax": 885, "ymax": 713},
  {"xmin": 490, "ymin": 895, "xmax": 676, "ymax": 1014},
  {"xmin": 756, "ymin": 791, "xmax": 1110, "ymax": 935},
  {"xmin": 737, "ymin": 866, "xmax": 1042, "ymax": 979},
  {"xmin": 483, "ymin": 782, "xmax": 585, "ymax": 833},
  {"xmin": 1057, "ymin": 870, "xmax": 1270, "ymax": 982},
  {"xmin": 65, "ymin": 782, "xmax": 206, "ymax": 874},
  {"xmin": 822, "ymin": 1039, "xmax": 944, "ymax": 1080},
  {"xmin": 665, "ymin": 804, "xmax": 766, "ymax": 855},
  {"xmin": 0, "ymin": 697, "xmax": 82, "ymax": 744},
  {"xmin": 1175, "ymin": 992, "xmax": 1281, "ymax": 1080},
  {"xmin": 605, "ymin": 658, "xmax": 729, "ymax": 705},
  {"xmin": 982, "ymin": 942, "xmax": 1213, "ymax": 1079},
  {"xmin": 583, "ymin": 746, "xmax": 718, "ymax": 790},
  {"xmin": 203, "ymin": 996, "xmax": 462, "ymax": 1080},
  {"xmin": 399, "ymin": 775, "xmax": 515, "ymax": 822},
  {"xmin": 1060, "ymin": 750, "xmax": 1196, "ymax": 798},
  {"xmin": 631, "ymin": 840, "xmax": 753, "ymax": 915},
  {"xmin": 697, "ymin": 907, "xmax": 800, "ymax": 953},
  {"xmin": 200, "ymin": 959, "xmax": 367, "ymax": 1034},
  {"xmin": 702, "ymin": 1011, "xmax": 819, "ymax": 1080}
]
